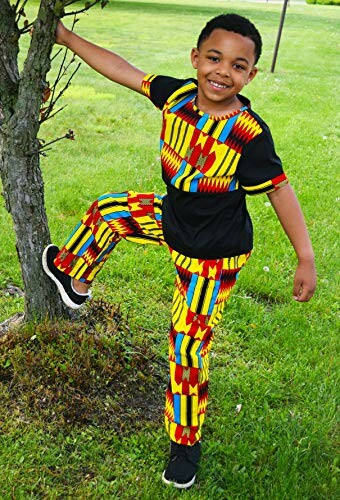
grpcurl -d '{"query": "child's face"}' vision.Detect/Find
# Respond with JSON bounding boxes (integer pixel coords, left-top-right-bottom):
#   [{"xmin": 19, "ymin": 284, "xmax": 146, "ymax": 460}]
[{"xmin": 191, "ymin": 29, "xmax": 258, "ymax": 114}]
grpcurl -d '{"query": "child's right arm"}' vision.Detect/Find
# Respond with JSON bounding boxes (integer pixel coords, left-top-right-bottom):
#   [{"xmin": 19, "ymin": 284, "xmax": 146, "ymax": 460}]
[{"xmin": 55, "ymin": 21, "xmax": 147, "ymax": 93}]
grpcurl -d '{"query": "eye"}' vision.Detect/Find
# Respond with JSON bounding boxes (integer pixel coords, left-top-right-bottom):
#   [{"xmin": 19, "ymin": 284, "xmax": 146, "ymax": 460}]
[
  {"xmin": 208, "ymin": 56, "xmax": 220, "ymax": 63},
  {"xmin": 233, "ymin": 63, "xmax": 246, "ymax": 71}
]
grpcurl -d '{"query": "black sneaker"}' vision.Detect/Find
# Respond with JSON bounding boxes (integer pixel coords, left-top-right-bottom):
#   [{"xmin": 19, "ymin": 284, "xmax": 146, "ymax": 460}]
[
  {"xmin": 162, "ymin": 440, "xmax": 201, "ymax": 489},
  {"xmin": 42, "ymin": 244, "xmax": 91, "ymax": 309}
]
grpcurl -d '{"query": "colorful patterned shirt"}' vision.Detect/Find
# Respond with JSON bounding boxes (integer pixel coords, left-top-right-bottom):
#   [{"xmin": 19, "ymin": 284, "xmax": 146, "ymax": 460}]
[{"xmin": 141, "ymin": 74, "xmax": 288, "ymax": 259}]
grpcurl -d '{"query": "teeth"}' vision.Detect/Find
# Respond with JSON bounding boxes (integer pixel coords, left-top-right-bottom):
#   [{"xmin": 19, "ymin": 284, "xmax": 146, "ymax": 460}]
[{"xmin": 210, "ymin": 80, "xmax": 227, "ymax": 89}]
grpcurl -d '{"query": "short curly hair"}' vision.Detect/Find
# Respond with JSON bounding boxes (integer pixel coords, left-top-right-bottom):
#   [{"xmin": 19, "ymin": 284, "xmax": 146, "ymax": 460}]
[{"xmin": 197, "ymin": 13, "xmax": 262, "ymax": 64}]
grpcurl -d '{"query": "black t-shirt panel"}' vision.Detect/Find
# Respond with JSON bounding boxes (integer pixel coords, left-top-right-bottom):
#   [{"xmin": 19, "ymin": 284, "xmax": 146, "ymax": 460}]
[{"xmin": 162, "ymin": 185, "xmax": 253, "ymax": 259}]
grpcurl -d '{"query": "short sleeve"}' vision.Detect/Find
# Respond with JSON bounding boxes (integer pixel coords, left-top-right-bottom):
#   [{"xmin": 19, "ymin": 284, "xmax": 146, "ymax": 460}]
[
  {"xmin": 237, "ymin": 122, "xmax": 288, "ymax": 195},
  {"xmin": 141, "ymin": 74, "xmax": 197, "ymax": 110}
]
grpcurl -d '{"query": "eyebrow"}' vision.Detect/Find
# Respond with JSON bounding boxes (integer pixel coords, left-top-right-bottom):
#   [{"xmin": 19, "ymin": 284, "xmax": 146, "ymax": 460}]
[{"xmin": 207, "ymin": 49, "xmax": 250, "ymax": 65}]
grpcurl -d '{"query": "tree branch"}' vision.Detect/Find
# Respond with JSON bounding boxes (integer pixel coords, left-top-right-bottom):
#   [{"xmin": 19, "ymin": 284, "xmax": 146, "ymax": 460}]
[
  {"xmin": 63, "ymin": 0, "xmax": 103, "ymax": 17},
  {"xmin": 15, "ymin": 0, "xmax": 28, "ymax": 24},
  {"xmin": 34, "ymin": 128, "xmax": 75, "ymax": 156},
  {"xmin": 40, "ymin": 62, "xmax": 81, "ymax": 123},
  {"xmin": 40, "ymin": 104, "xmax": 66, "ymax": 124},
  {"xmin": 14, "ymin": 0, "xmax": 60, "ymax": 142},
  {"xmin": 45, "ymin": 15, "xmax": 78, "ymax": 118},
  {"xmin": 39, "ymin": 15, "xmax": 79, "ymax": 124},
  {"xmin": 13, "ymin": 0, "xmax": 21, "ymax": 12}
]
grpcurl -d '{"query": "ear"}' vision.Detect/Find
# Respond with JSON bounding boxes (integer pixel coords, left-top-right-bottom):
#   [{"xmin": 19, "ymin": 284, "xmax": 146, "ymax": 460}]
[
  {"xmin": 246, "ymin": 66, "xmax": 258, "ymax": 85},
  {"xmin": 191, "ymin": 48, "xmax": 199, "ymax": 69}
]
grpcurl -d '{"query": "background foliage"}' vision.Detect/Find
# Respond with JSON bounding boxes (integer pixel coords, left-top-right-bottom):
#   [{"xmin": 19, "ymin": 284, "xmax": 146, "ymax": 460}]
[{"xmin": 306, "ymin": 0, "xmax": 339, "ymax": 5}]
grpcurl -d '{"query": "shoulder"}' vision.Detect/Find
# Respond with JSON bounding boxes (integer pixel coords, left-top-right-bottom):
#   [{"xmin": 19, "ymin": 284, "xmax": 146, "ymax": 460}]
[
  {"xmin": 240, "ymin": 103, "xmax": 274, "ymax": 137},
  {"xmin": 142, "ymin": 74, "xmax": 197, "ymax": 109}
]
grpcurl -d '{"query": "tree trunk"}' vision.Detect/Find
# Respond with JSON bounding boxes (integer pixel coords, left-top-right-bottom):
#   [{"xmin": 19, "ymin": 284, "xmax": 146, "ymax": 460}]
[
  {"xmin": 0, "ymin": 0, "xmax": 70, "ymax": 320},
  {"xmin": 1, "ymin": 127, "xmax": 69, "ymax": 320}
]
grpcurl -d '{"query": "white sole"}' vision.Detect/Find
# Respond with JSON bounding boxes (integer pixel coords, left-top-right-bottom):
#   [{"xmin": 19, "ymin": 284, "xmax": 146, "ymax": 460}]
[
  {"xmin": 161, "ymin": 471, "xmax": 196, "ymax": 489},
  {"xmin": 42, "ymin": 245, "xmax": 87, "ymax": 310}
]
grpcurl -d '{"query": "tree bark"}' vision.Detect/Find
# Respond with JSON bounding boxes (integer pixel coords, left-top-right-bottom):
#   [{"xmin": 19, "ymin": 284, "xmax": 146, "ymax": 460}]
[
  {"xmin": 0, "ymin": 0, "xmax": 19, "ymax": 173},
  {"xmin": 0, "ymin": 0, "xmax": 70, "ymax": 320}
]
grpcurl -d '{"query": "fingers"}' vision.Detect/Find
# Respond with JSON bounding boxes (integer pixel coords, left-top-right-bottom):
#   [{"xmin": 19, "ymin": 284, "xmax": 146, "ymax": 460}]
[
  {"xmin": 293, "ymin": 260, "xmax": 317, "ymax": 302},
  {"xmin": 293, "ymin": 280, "xmax": 315, "ymax": 302}
]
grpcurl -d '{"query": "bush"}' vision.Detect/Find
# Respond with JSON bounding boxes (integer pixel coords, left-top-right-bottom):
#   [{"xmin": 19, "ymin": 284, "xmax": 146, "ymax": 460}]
[{"xmin": 306, "ymin": 0, "xmax": 340, "ymax": 5}]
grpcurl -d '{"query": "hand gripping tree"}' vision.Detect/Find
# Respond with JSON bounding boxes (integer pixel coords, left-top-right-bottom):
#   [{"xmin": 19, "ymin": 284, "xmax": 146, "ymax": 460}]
[{"xmin": 0, "ymin": 0, "xmax": 107, "ymax": 321}]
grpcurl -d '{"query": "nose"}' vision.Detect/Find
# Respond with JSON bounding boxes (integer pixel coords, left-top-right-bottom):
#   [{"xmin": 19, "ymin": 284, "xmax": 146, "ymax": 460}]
[{"xmin": 216, "ymin": 63, "xmax": 230, "ymax": 77}]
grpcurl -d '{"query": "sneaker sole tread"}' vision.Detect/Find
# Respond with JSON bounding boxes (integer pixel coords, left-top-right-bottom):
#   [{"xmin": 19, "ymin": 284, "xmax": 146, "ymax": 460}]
[{"xmin": 42, "ymin": 245, "xmax": 84, "ymax": 310}]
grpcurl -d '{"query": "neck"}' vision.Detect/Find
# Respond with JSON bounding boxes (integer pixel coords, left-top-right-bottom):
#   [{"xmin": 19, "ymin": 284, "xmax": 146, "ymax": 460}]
[{"xmin": 195, "ymin": 94, "xmax": 243, "ymax": 116}]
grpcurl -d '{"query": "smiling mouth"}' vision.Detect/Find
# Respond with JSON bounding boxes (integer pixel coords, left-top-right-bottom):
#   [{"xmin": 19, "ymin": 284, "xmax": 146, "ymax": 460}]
[{"xmin": 209, "ymin": 80, "xmax": 229, "ymax": 89}]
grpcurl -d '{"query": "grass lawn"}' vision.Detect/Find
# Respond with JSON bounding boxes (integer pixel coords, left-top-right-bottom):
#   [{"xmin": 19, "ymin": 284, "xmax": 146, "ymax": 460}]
[{"xmin": 0, "ymin": 0, "xmax": 339, "ymax": 498}]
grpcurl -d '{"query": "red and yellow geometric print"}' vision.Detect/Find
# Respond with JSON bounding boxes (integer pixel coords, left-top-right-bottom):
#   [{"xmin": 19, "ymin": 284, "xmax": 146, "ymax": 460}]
[
  {"xmin": 160, "ymin": 95, "xmax": 263, "ymax": 194},
  {"xmin": 165, "ymin": 249, "xmax": 250, "ymax": 445},
  {"xmin": 54, "ymin": 191, "xmax": 164, "ymax": 284},
  {"xmin": 53, "ymin": 188, "xmax": 251, "ymax": 446},
  {"xmin": 142, "ymin": 74, "xmax": 288, "ymax": 197},
  {"xmin": 232, "ymin": 110, "xmax": 263, "ymax": 146},
  {"xmin": 141, "ymin": 73, "xmax": 157, "ymax": 98},
  {"xmin": 242, "ymin": 172, "xmax": 288, "ymax": 195}
]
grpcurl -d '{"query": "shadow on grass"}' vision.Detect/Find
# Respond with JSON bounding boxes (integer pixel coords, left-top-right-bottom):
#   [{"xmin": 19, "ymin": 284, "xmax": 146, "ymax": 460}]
[
  {"xmin": 242, "ymin": 289, "xmax": 288, "ymax": 309},
  {"xmin": 0, "ymin": 300, "xmax": 166, "ymax": 434}
]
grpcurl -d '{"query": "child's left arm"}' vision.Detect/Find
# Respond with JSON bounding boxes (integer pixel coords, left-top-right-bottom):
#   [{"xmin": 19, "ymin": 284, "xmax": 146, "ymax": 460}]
[{"xmin": 267, "ymin": 183, "xmax": 317, "ymax": 302}]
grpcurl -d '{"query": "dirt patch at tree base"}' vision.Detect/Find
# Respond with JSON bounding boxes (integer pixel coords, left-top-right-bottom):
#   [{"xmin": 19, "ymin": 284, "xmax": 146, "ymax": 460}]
[{"xmin": 0, "ymin": 300, "xmax": 166, "ymax": 434}]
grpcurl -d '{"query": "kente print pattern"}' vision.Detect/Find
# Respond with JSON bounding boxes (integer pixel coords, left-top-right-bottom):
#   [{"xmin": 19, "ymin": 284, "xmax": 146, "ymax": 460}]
[
  {"xmin": 142, "ymin": 74, "xmax": 288, "ymax": 195},
  {"xmin": 54, "ymin": 191, "xmax": 249, "ymax": 445},
  {"xmin": 54, "ymin": 191, "xmax": 164, "ymax": 284},
  {"xmin": 165, "ymin": 249, "xmax": 250, "ymax": 445}
]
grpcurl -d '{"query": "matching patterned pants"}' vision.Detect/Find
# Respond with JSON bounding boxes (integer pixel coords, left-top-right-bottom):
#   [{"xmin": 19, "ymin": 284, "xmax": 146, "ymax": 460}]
[{"xmin": 54, "ymin": 191, "xmax": 250, "ymax": 445}]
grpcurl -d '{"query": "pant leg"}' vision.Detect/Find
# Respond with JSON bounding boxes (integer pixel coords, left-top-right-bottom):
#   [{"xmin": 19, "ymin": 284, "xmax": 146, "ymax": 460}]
[
  {"xmin": 165, "ymin": 249, "xmax": 251, "ymax": 446},
  {"xmin": 54, "ymin": 191, "xmax": 164, "ymax": 283}
]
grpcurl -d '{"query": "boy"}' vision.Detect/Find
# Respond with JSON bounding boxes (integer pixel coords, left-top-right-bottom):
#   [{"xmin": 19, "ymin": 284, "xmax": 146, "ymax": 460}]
[{"xmin": 42, "ymin": 13, "xmax": 316, "ymax": 489}]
